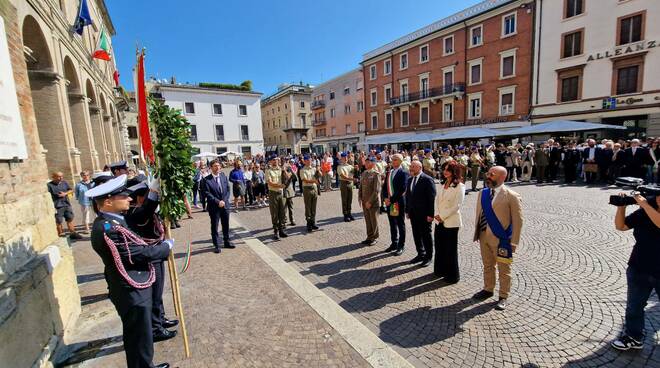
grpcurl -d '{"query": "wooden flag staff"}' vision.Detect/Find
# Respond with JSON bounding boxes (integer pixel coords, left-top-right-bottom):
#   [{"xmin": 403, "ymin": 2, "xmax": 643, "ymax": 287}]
[
  {"xmin": 163, "ymin": 219, "xmax": 190, "ymax": 357},
  {"xmin": 137, "ymin": 48, "xmax": 193, "ymax": 358}
]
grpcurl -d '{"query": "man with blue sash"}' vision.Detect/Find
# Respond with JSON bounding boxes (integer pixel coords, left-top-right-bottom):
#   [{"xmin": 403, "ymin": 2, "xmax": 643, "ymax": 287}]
[{"xmin": 472, "ymin": 166, "xmax": 523, "ymax": 310}]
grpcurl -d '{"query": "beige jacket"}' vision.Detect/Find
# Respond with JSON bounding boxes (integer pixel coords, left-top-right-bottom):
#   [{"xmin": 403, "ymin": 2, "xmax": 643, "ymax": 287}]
[
  {"xmin": 435, "ymin": 182, "xmax": 465, "ymax": 228},
  {"xmin": 473, "ymin": 185, "xmax": 523, "ymax": 245}
]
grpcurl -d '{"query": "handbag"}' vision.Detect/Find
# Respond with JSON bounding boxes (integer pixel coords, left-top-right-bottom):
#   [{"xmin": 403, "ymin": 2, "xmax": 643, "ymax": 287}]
[{"xmin": 583, "ymin": 163, "xmax": 598, "ymax": 173}]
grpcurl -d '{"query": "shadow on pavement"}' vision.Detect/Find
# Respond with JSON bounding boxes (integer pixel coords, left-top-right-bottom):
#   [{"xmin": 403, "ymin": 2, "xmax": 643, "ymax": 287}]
[
  {"xmin": 80, "ymin": 293, "xmax": 108, "ymax": 306},
  {"xmin": 339, "ymin": 273, "xmax": 450, "ymax": 312},
  {"xmin": 55, "ymin": 335, "xmax": 124, "ymax": 367},
  {"xmin": 377, "ymin": 297, "xmax": 493, "ymax": 348},
  {"xmin": 76, "ymin": 272, "xmax": 104, "ymax": 284},
  {"xmin": 561, "ymin": 301, "xmax": 659, "ymax": 368}
]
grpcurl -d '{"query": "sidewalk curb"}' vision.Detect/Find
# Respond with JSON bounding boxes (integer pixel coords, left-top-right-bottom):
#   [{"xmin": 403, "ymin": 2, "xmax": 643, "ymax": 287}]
[{"xmin": 230, "ymin": 219, "xmax": 413, "ymax": 368}]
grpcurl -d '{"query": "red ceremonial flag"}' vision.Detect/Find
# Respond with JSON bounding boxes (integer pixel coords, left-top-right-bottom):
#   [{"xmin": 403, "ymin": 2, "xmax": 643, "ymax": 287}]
[
  {"xmin": 113, "ymin": 70, "xmax": 119, "ymax": 87},
  {"xmin": 136, "ymin": 50, "xmax": 155, "ymax": 164}
]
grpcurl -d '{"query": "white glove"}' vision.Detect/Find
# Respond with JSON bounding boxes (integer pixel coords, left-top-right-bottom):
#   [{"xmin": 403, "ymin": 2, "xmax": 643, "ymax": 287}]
[
  {"xmin": 149, "ymin": 179, "xmax": 161, "ymax": 193},
  {"xmin": 163, "ymin": 238, "xmax": 174, "ymax": 249}
]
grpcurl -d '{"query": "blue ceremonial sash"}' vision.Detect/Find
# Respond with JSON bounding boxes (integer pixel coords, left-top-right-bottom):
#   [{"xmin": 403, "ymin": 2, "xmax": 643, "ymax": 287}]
[{"xmin": 481, "ymin": 188, "xmax": 513, "ymax": 264}]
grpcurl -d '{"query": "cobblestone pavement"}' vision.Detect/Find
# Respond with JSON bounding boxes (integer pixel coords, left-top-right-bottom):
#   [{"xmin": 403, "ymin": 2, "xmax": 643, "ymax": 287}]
[
  {"xmin": 63, "ymin": 208, "xmax": 369, "ymax": 367},
  {"xmin": 233, "ymin": 183, "xmax": 659, "ymax": 368}
]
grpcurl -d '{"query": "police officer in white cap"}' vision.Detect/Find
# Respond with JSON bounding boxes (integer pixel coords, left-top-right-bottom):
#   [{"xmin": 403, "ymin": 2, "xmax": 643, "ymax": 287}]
[
  {"xmin": 109, "ymin": 160, "xmax": 129, "ymax": 177},
  {"xmin": 86, "ymin": 175, "xmax": 173, "ymax": 368}
]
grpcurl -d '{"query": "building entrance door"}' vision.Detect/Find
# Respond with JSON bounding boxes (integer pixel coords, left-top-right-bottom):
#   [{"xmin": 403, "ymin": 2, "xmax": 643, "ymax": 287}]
[{"xmin": 602, "ymin": 115, "xmax": 649, "ymax": 139}]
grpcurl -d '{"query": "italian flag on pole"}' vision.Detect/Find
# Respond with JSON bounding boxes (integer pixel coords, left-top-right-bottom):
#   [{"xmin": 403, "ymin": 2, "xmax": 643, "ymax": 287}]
[{"xmin": 93, "ymin": 28, "xmax": 111, "ymax": 61}]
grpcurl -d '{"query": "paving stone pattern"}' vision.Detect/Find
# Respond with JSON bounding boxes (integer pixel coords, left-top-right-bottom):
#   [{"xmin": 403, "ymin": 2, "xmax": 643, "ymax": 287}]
[
  {"xmin": 234, "ymin": 183, "xmax": 659, "ymax": 368},
  {"xmin": 65, "ymin": 211, "xmax": 369, "ymax": 367}
]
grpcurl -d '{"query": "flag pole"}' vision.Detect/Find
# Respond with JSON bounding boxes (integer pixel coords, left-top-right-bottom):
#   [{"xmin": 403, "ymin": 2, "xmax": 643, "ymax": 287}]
[{"xmin": 137, "ymin": 48, "xmax": 190, "ymax": 358}]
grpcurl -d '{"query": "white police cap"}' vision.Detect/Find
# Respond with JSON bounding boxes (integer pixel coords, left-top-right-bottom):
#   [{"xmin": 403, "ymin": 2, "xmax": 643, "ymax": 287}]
[
  {"xmin": 109, "ymin": 160, "xmax": 128, "ymax": 170},
  {"xmin": 85, "ymin": 174, "xmax": 131, "ymax": 199},
  {"xmin": 91, "ymin": 171, "xmax": 113, "ymax": 180}
]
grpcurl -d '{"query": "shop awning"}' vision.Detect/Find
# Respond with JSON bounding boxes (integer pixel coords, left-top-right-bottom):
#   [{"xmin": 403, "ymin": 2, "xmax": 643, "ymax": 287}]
[
  {"xmin": 430, "ymin": 127, "xmax": 502, "ymax": 141},
  {"xmin": 500, "ymin": 120, "xmax": 627, "ymax": 136}
]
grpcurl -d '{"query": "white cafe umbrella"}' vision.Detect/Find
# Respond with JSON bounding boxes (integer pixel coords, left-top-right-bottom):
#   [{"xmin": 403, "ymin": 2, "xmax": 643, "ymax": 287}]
[{"xmin": 192, "ymin": 152, "xmax": 219, "ymax": 159}]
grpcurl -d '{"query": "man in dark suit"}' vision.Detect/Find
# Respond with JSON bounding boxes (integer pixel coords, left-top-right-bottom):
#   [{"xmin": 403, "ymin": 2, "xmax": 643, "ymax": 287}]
[
  {"xmin": 405, "ymin": 160, "xmax": 437, "ymax": 267},
  {"xmin": 383, "ymin": 154, "xmax": 409, "ymax": 256},
  {"xmin": 87, "ymin": 175, "xmax": 172, "ymax": 368},
  {"xmin": 202, "ymin": 159, "xmax": 233, "ymax": 253},
  {"xmin": 582, "ymin": 139, "xmax": 599, "ymax": 184},
  {"xmin": 596, "ymin": 141, "xmax": 614, "ymax": 183},
  {"xmin": 546, "ymin": 140, "xmax": 562, "ymax": 182},
  {"xmin": 624, "ymin": 139, "xmax": 653, "ymax": 180},
  {"xmin": 125, "ymin": 179, "xmax": 178, "ymax": 343}
]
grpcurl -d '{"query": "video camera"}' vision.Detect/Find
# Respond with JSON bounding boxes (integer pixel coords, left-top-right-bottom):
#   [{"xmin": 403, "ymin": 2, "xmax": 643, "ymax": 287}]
[{"xmin": 609, "ymin": 177, "xmax": 660, "ymax": 206}]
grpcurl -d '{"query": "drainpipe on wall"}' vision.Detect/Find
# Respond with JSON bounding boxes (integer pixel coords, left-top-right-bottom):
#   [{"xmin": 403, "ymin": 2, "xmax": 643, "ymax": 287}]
[
  {"xmin": 533, "ymin": 0, "xmax": 543, "ymax": 120},
  {"xmin": 389, "ymin": 51, "xmax": 395, "ymax": 134},
  {"xmin": 463, "ymin": 21, "xmax": 469, "ymax": 128}
]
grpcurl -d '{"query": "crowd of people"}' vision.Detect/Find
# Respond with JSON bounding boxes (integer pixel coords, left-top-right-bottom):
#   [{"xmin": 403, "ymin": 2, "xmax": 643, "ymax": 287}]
[{"xmin": 43, "ymin": 135, "xmax": 659, "ymax": 367}]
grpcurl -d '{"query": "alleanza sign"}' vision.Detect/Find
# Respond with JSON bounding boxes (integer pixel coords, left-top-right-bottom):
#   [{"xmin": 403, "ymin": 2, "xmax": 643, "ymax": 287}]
[{"xmin": 586, "ymin": 40, "xmax": 657, "ymax": 62}]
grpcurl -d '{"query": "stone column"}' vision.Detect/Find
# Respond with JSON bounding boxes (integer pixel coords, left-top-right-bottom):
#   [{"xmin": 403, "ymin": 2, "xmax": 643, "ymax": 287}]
[
  {"xmin": 67, "ymin": 94, "xmax": 95, "ymax": 171},
  {"xmin": 102, "ymin": 114, "xmax": 117, "ymax": 162},
  {"xmin": 88, "ymin": 105, "xmax": 110, "ymax": 166},
  {"xmin": 26, "ymin": 70, "xmax": 76, "ymax": 182}
]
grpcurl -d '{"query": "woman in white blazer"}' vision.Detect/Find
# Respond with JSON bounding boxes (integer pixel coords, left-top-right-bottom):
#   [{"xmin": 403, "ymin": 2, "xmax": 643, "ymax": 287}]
[{"xmin": 433, "ymin": 161, "xmax": 466, "ymax": 283}]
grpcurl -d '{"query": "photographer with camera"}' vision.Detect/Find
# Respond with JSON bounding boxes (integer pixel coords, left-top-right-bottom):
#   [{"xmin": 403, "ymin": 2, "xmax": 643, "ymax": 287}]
[{"xmin": 611, "ymin": 191, "xmax": 660, "ymax": 351}]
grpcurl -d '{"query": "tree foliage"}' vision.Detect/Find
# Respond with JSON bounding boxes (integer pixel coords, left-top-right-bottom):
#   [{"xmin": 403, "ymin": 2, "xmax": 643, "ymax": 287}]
[
  {"xmin": 149, "ymin": 98, "xmax": 195, "ymax": 221},
  {"xmin": 198, "ymin": 80, "xmax": 253, "ymax": 91}
]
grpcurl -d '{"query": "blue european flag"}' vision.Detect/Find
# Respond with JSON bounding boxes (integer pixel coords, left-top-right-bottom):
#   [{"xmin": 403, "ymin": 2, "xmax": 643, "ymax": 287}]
[{"xmin": 72, "ymin": 0, "xmax": 93, "ymax": 36}]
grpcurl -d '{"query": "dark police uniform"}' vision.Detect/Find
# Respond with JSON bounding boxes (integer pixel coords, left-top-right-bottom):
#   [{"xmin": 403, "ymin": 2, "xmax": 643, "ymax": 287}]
[
  {"xmin": 124, "ymin": 183, "xmax": 174, "ymax": 338},
  {"xmin": 87, "ymin": 175, "xmax": 171, "ymax": 368}
]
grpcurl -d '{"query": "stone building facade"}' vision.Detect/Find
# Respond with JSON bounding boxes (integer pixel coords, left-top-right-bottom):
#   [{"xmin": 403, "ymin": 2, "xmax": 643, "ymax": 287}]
[
  {"xmin": 261, "ymin": 83, "xmax": 313, "ymax": 154},
  {"xmin": 531, "ymin": 0, "xmax": 660, "ymax": 137},
  {"xmin": 0, "ymin": 0, "xmax": 126, "ymax": 366},
  {"xmin": 361, "ymin": 0, "xmax": 534, "ymax": 140},
  {"xmin": 311, "ymin": 68, "xmax": 366, "ymax": 153},
  {"xmin": 13, "ymin": 0, "xmax": 129, "ymax": 184},
  {"xmin": 155, "ymin": 83, "xmax": 264, "ymax": 157}
]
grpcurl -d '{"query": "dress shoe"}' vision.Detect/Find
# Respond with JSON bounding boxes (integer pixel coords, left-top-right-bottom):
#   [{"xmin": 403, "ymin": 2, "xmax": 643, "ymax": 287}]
[
  {"xmin": 409, "ymin": 255, "xmax": 424, "ymax": 264},
  {"xmin": 278, "ymin": 230, "xmax": 288, "ymax": 238},
  {"xmin": 153, "ymin": 328, "xmax": 177, "ymax": 342},
  {"xmin": 162, "ymin": 318, "xmax": 179, "ymax": 328},
  {"xmin": 224, "ymin": 242, "xmax": 235, "ymax": 249},
  {"xmin": 155, "ymin": 363, "xmax": 170, "ymax": 368},
  {"xmin": 384, "ymin": 244, "xmax": 397, "ymax": 252},
  {"xmin": 213, "ymin": 247, "xmax": 221, "ymax": 254},
  {"xmin": 360, "ymin": 239, "xmax": 374, "ymax": 245},
  {"xmin": 472, "ymin": 290, "xmax": 494, "ymax": 300},
  {"xmin": 394, "ymin": 248, "xmax": 404, "ymax": 256},
  {"xmin": 420, "ymin": 258, "xmax": 431, "ymax": 267},
  {"xmin": 495, "ymin": 298, "xmax": 507, "ymax": 310},
  {"xmin": 69, "ymin": 232, "xmax": 83, "ymax": 240},
  {"xmin": 343, "ymin": 216, "xmax": 350, "ymax": 222}
]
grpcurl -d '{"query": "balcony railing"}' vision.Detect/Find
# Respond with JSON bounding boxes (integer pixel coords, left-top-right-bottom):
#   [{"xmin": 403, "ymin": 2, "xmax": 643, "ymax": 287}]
[
  {"xmin": 216, "ymin": 135, "xmax": 225, "ymax": 141},
  {"xmin": 312, "ymin": 117, "xmax": 327, "ymax": 126},
  {"xmin": 311, "ymin": 100, "xmax": 326, "ymax": 109},
  {"xmin": 389, "ymin": 83, "xmax": 465, "ymax": 105},
  {"xmin": 241, "ymin": 134, "xmax": 250, "ymax": 141}
]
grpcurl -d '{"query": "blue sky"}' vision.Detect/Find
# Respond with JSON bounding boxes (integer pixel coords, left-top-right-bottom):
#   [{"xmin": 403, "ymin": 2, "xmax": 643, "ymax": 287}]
[{"xmin": 107, "ymin": 0, "xmax": 482, "ymax": 96}]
